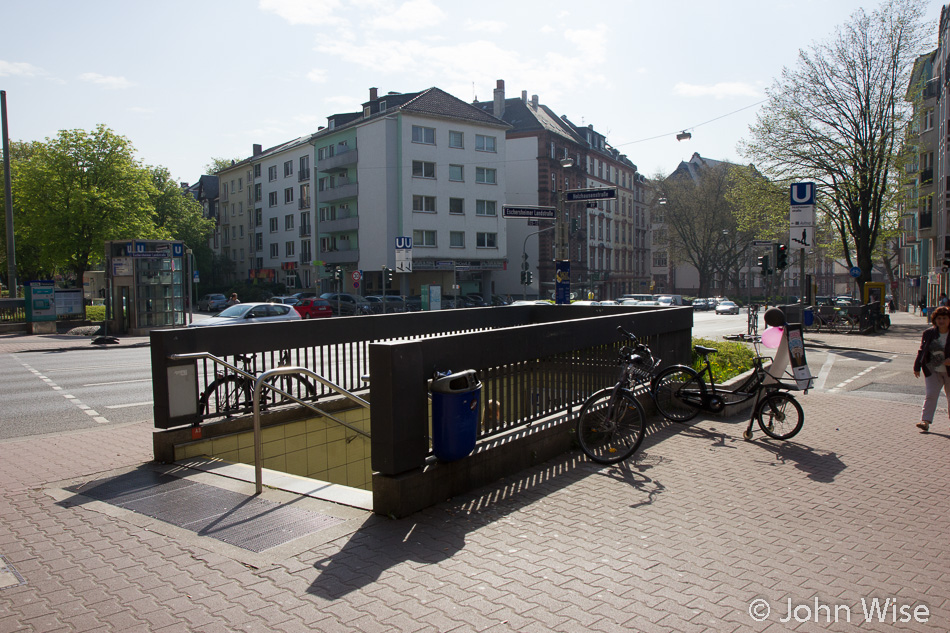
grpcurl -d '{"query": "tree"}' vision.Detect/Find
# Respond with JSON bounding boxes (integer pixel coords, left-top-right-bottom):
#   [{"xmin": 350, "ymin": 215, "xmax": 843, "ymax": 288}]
[
  {"xmin": 740, "ymin": 0, "xmax": 931, "ymax": 296},
  {"xmin": 654, "ymin": 161, "xmax": 755, "ymax": 297},
  {"xmin": 13, "ymin": 125, "xmax": 161, "ymax": 286},
  {"xmin": 204, "ymin": 157, "xmax": 242, "ymax": 175},
  {"xmin": 148, "ymin": 166, "xmax": 215, "ymax": 251}
]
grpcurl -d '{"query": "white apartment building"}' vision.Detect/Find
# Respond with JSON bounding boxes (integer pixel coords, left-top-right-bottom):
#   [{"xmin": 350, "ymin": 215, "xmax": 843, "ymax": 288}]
[{"xmin": 311, "ymin": 87, "xmax": 511, "ymax": 298}]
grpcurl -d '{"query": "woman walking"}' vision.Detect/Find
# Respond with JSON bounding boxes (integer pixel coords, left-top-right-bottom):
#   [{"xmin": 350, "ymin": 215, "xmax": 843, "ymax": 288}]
[{"xmin": 913, "ymin": 305, "xmax": 950, "ymax": 432}]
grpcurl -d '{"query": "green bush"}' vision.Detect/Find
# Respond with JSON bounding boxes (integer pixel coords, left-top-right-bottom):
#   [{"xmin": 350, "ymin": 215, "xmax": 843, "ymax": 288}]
[
  {"xmin": 85, "ymin": 305, "xmax": 106, "ymax": 321},
  {"xmin": 690, "ymin": 337, "xmax": 754, "ymax": 382}
]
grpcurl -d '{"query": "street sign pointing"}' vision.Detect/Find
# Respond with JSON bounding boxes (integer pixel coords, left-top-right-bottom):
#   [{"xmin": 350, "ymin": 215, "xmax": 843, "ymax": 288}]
[
  {"xmin": 503, "ymin": 205, "xmax": 556, "ymax": 219},
  {"xmin": 565, "ymin": 188, "xmax": 617, "ymax": 202}
]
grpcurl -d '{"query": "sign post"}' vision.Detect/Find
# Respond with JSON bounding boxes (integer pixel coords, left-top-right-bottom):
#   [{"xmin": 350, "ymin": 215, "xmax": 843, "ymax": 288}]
[{"xmin": 790, "ymin": 183, "xmax": 816, "ymax": 308}]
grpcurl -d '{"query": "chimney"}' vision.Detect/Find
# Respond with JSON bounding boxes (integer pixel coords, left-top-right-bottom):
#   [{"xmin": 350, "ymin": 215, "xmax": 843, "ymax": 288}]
[
  {"xmin": 370, "ymin": 87, "xmax": 378, "ymax": 101},
  {"xmin": 522, "ymin": 90, "xmax": 527, "ymax": 102},
  {"xmin": 253, "ymin": 144, "xmax": 262, "ymax": 156},
  {"xmin": 493, "ymin": 79, "xmax": 505, "ymax": 118},
  {"xmin": 531, "ymin": 94, "xmax": 539, "ymax": 109}
]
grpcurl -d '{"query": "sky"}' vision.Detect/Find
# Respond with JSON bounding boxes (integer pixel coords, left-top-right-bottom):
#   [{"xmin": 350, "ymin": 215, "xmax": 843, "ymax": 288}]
[{"xmin": 1, "ymin": 0, "xmax": 945, "ymax": 183}]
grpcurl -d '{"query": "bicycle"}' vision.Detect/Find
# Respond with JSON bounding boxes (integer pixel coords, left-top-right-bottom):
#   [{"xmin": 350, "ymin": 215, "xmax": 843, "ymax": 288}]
[
  {"xmin": 747, "ymin": 303, "xmax": 760, "ymax": 337},
  {"xmin": 199, "ymin": 351, "xmax": 316, "ymax": 417},
  {"xmin": 575, "ymin": 327, "xmax": 654, "ymax": 464},
  {"xmin": 652, "ymin": 338, "xmax": 805, "ymax": 441},
  {"xmin": 804, "ymin": 306, "xmax": 856, "ymax": 334}
]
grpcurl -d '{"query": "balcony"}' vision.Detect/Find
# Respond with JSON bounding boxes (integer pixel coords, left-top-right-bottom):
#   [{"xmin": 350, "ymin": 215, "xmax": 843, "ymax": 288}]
[
  {"xmin": 921, "ymin": 168, "xmax": 933, "ymax": 185},
  {"xmin": 320, "ymin": 248, "xmax": 360, "ymax": 264},
  {"xmin": 299, "ymin": 253, "xmax": 313, "ymax": 265},
  {"xmin": 319, "ymin": 215, "xmax": 359, "ymax": 233},
  {"xmin": 317, "ymin": 147, "xmax": 358, "ymax": 173},
  {"xmin": 318, "ymin": 180, "xmax": 358, "ymax": 204}
]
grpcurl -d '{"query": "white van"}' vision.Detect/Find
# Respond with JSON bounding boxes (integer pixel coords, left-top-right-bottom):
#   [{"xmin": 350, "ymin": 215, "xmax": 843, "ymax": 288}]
[{"xmin": 656, "ymin": 295, "xmax": 685, "ymax": 306}]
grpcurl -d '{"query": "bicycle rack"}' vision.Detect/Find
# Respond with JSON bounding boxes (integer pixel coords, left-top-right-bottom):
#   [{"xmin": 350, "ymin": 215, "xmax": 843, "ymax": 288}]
[{"xmin": 169, "ymin": 352, "xmax": 371, "ymax": 495}]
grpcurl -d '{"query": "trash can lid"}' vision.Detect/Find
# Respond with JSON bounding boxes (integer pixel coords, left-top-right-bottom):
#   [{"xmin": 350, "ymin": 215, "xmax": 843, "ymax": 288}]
[{"xmin": 431, "ymin": 369, "xmax": 480, "ymax": 394}]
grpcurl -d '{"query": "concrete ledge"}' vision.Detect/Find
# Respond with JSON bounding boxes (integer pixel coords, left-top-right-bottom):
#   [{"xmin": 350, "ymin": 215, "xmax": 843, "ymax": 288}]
[{"xmin": 372, "ymin": 413, "xmax": 575, "ymax": 518}]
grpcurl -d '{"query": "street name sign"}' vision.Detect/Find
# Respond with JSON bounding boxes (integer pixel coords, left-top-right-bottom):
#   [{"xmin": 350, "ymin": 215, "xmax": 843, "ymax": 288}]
[
  {"xmin": 566, "ymin": 188, "xmax": 617, "ymax": 202},
  {"xmin": 503, "ymin": 205, "xmax": 556, "ymax": 219}
]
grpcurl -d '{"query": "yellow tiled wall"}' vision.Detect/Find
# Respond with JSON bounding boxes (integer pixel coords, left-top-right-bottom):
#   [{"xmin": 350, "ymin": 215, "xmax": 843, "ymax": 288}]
[{"xmin": 174, "ymin": 407, "xmax": 373, "ymax": 490}]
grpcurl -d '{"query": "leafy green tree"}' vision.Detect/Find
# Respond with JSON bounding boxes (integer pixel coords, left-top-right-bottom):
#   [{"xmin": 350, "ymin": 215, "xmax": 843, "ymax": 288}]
[
  {"xmin": 13, "ymin": 125, "xmax": 161, "ymax": 286},
  {"xmin": 204, "ymin": 157, "xmax": 242, "ymax": 175},
  {"xmin": 740, "ymin": 0, "xmax": 931, "ymax": 296},
  {"xmin": 148, "ymin": 166, "xmax": 215, "ymax": 251}
]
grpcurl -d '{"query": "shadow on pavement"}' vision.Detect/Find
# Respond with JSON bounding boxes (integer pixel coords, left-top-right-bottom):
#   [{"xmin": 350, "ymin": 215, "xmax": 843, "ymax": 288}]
[{"xmin": 747, "ymin": 440, "xmax": 847, "ymax": 483}]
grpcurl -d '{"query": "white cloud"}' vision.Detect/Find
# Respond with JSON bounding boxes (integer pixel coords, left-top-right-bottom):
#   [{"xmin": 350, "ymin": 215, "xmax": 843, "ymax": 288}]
[
  {"xmin": 79, "ymin": 72, "xmax": 133, "ymax": 89},
  {"xmin": 0, "ymin": 60, "xmax": 45, "ymax": 77},
  {"xmin": 368, "ymin": 0, "xmax": 445, "ymax": 30},
  {"xmin": 564, "ymin": 25, "xmax": 608, "ymax": 61},
  {"xmin": 307, "ymin": 68, "xmax": 328, "ymax": 82},
  {"xmin": 464, "ymin": 19, "xmax": 506, "ymax": 33},
  {"xmin": 258, "ymin": 0, "xmax": 345, "ymax": 26},
  {"xmin": 129, "ymin": 106, "xmax": 154, "ymax": 114},
  {"xmin": 673, "ymin": 82, "xmax": 761, "ymax": 99}
]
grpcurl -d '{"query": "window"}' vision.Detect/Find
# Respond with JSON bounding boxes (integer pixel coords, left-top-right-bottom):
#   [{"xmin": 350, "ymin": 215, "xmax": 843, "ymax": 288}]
[
  {"xmin": 413, "ymin": 229, "xmax": 436, "ymax": 247},
  {"xmin": 239, "ymin": 225, "xmax": 244, "ymax": 238},
  {"xmin": 475, "ymin": 134, "xmax": 496, "ymax": 152},
  {"xmin": 449, "ymin": 130, "xmax": 464, "ymax": 148},
  {"xmin": 270, "ymin": 243, "xmax": 279, "ymax": 257},
  {"xmin": 283, "ymin": 160, "xmax": 293, "ymax": 177},
  {"xmin": 299, "ymin": 183, "xmax": 310, "ymax": 208},
  {"xmin": 925, "ymin": 109, "xmax": 934, "ymax": 131},
  {"xmin": 255, "ymin": 233, "xmax": 263, "ymax": 252},
  {"xmin": 255, "ymin": 208, "xmax": 262, "ymax": 227},
  {"xmin": 411, "ymin": 125, "xmax": 436, "ymax": 145},
  {"xmin": 449, "ymin": 164, "xmax": 464, "ymax": 181},
  {"xmin": 254, "ymin": 183, "xmax": 262, "ymax": 202},
  {"xmin": 254, "ymin": 164, "xmax": 261, "ymax": 178},
  {"xmin": 412, "ymin": 161, "xmax": 436, "ymax": 179},
  {"xmin": 412, "ymin": 195, "xmax": 437, "ymax": 213},
  {"xmin": 475, "ymin": 167, "xmax": 496, "ymax": 184},
  {"xmin": 238, "ymin": 177, "xmax": 243, "ymax": 191},
  {"xmin": 268, "ymin": 166, "xmax": 277, "ymax": 181},
  {"xmin": 284, "ymin": 187, "xmax": 294, "ymax": 204},
  {"xmin": 269, "ymin": 217, "xmax": 278, "ymax": 232},
  {"xmin": 299, "ymin": 155, "xmax": 310, "ymax": 172},
  {"xmin": 476, "ymin": 232, "xmax": 497, "ymax": 248},
  {"xmin": 268, "ymin": 191, "xmax": 278, "ymax": 207},
  {"xmin": 285, "ymin": 241, "xmax": 295, "ymax": 257},
  {"xmin": 285, "ymin": 214, "xmax": 295, "ymax": 230},
  {"xmin": 653, "ymin": 251, "xmax": 667, "ymax": 267},
  {"xmin": 449, "ymin": 198, "xmax": 464, "ymax": 215},
  {"xmin": 476, "ymin": 200, "xmax": 496, "ymax": 216},
  {"xmin": 450, "ymin": 231, "xmax": 465, "ymax": 247}
]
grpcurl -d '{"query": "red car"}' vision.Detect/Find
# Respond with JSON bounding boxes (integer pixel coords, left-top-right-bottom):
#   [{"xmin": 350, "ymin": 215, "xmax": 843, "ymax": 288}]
[{"xmin": 294, "ymin": 298, "xmax": 333, "ymax": 319}]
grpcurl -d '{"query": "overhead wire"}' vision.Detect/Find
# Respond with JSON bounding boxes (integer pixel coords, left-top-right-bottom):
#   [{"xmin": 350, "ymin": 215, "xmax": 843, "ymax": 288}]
[{"xmin": 612, "ymin": 99, "xmax": 768, "ymax": 147}]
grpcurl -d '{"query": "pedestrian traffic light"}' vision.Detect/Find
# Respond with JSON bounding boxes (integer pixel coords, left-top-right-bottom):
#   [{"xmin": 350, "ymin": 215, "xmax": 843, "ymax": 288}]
[
  {"xmin": 520, "ymin": 271, "xmax": 527, "ymax": 285},
  {"xmin": 757, "ymin": 255, "xmax": 770, "ymax": 275},
  {"xmin": 775, "ymin": 243, "xmax": 788, "ymax": 269}
]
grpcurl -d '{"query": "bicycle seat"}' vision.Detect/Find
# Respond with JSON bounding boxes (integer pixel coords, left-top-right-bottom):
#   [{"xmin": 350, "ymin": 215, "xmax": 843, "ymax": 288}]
[{"xmin": 693, "ymin": 345, "xmax": 718, "ymax": 356}]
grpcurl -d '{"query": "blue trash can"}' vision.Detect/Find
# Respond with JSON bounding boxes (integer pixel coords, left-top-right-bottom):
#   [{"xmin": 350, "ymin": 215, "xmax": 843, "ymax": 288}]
[{"xmin": 430, "ymin": 370, "xmax": 481, "ymax": 462}]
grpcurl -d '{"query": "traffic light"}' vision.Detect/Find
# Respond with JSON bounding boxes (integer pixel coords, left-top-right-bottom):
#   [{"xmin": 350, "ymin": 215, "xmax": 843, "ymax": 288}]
[
  {"xmin": 775, "ymin": 243, "xmax": 788, "ymax": 269},
  {"xmin": 520, "ymin": 271, "xmax": 527, "ymax": 285},
  {"xmin": 334, "ymin": 267, "xmax": 343, "ymax": 281},
  {"xmin": 525, "ymin": 271, "xmax": 534, "ymax": 285},
  {"xmin": 383, "ymin": 266, "xmax": 393, "ymax": 284},
  {"xmin": 757, "ymin": 255, "xmax": 770, "ymax": 276}
]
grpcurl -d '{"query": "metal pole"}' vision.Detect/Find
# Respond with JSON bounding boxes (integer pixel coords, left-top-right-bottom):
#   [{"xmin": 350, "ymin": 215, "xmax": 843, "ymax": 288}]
[
  {"xmin": 522, "ymin": 226, "xmax": 553, "ymax": 301},
  {"xmin": 185, "ymin": 248, "xmax": 193, "ymax": 325},
  {"xmin": 1, "ymin": 91, "xmax": 16, "ymax": 298}
]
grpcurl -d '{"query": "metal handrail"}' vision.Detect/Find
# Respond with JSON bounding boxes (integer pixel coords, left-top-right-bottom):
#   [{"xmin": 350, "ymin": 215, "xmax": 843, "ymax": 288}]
[{"xmin": 169, "ymin": 352, "xmax": 371, "ymax": 495}]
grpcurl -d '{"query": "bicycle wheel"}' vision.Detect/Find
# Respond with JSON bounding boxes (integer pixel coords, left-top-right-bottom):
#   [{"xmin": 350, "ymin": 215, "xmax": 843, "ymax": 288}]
[
  {"xmin": 839, "ymin": 315, "xmax": 855, "ymax": 334},
  {"xmin": 755, "ymin": 391, "xmax": 804, "ymax": 440},
  {"xmin": 263, "ymin": 375, "xmax": 316, "ymax": 408},
  {"xmin": 199, "ymin": 376, "xmax": 251, "ymax": 417},
  {"xmin": 653, "ymin": 365, "xmax": 705, "ymax": 422},
  {"xmin": 576, "ymin": 388, "xmax": 646, "ymax": 464}
]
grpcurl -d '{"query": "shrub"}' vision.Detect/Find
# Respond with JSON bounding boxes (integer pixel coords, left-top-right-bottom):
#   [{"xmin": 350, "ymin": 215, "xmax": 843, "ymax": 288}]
[
  {"xmin": 690, "ymin": 337, "xmax": 754, "ymax": 382},
  {"xmin": 85, "ymin": 305, "xmax": 106, "ymax": 321}
]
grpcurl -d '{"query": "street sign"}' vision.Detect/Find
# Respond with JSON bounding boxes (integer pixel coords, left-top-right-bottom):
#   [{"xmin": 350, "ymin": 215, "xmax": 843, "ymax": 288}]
[
  {"xmin": 790, "ymin": 182, "xmax": 816, "ymax": 206},
  {"xmin": 395, "ymin": 236, "xmax": 413, "ymax": 249},
  {"xmin": 586, "ymin": 201, "xmax": 598, "ymax": 208},
  {"xmin": 849, "ymin": 266, "xmax": 861, "ymax": 278},
  {"xmin": 436, "ymin": 260, "xmax": 454, "ymax": 268},
  {"xmin": 791, "ymin": 226, "xmax": 813, "ymax": 248},
  {"xmin": 565, "ymin": 188, "xmax": 617, "ymax": 202},
  {"xmin": 351, "ymin": 271, "xmax": 362, "ymax": 282},
  {"xmin": 753, "ymin": 240, "xmax": 774, "ymax": 247},
  {"xmin": 396, "ymin": 260, "xmax": 412, "ymax": 273},
  {"xmin": 503, "ymin": 205, "xmax": 556, "ymax": 219}
]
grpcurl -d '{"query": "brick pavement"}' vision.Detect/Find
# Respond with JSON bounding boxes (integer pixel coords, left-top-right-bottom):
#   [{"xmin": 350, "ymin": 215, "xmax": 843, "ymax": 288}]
[{"xmin": 1, "ymin": 312, "xmax": 947, "ymax": 632}]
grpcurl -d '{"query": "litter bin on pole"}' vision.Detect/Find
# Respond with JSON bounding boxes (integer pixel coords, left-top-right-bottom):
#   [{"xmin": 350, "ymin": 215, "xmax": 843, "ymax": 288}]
[{"xmin": 430, "ymin": 370, "xmax": 481, "ymax": 462}]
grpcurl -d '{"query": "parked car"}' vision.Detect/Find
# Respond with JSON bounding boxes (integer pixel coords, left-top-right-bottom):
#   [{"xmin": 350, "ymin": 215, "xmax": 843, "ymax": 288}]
[
  {"xmin": 293, "ymin": 291, "xmax": 317, "ymax": 300},
  {"xmin": 403, "ymin": 295, "xmax": 423, "ymax": 311},
  {"xmin": 320, "ymin": 293, "xmax": 372, "ymax": 316},
  {"xmin": 269, "ymin": 296, "xmax": 301, "ymax": 305},
  {"xmin": 197, "ymin": 293, "xmax": 228, "ymax": 312},
  {"xmin": 463, "ymin": 294, "xmax": 489, "ymax": 307},
  {"xmin": 187, "ymin": 302, "xmax": 301, "ymax": 327},
  {"xmin": 509, "ymin": 300, "xmax": 553, "ymax": 306},
  {"xmin": 691, "ymin": 298, "xmax": 710, "ymax": 311},
  {"xmin": 715, "ymin": 300, "xmax": 740, "ymax": 315},
  {"xmin": 490, "ymin": 295, "xmax": 511, "ymax": 306},
  {"xmin": 294, "ymin": 297, "xmax": 333, "ymax": 319},
  {"xmin": 365, "ymin": 295, "xmax": 407, "ymax": 313}
]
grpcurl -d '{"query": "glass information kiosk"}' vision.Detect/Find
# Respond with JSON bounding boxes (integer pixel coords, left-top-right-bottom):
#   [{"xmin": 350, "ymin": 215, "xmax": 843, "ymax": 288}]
[{"xmin": 106, "ymin": 240, "xmax": 187, "ymax": 335}]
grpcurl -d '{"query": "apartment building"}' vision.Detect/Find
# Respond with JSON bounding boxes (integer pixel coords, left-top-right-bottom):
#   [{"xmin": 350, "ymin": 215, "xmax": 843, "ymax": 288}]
[
  {"xmin": 214, "ymin": 139, "xmax": 316, "ymax": 289},
  {"xmin": 311, "ymin": 87, "xmax": 511, "ymax": 298}
]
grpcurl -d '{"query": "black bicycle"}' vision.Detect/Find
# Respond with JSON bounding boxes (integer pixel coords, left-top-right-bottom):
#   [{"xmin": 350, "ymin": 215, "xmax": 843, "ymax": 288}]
[
  {"xmin": 575, "ymin": 328, "xmax": 655, "ymax": 463},
  {"xmin": 199, "ymin": 351, "xmax": 316, "ymax": 417},
  {"xmin": 652, "ymin": 339, "xmax": 805, "ymax": 440}
]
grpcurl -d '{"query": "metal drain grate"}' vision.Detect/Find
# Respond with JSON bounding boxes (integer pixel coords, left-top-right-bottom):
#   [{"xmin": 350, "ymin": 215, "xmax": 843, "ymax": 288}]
[
  {"xmin": 68, "ymin": 469, "xmax": 344, "ymax": 553},
  {"xmin": 0, "ymin": 555, "xmax": 27, "ymax": 590}
]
